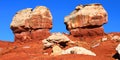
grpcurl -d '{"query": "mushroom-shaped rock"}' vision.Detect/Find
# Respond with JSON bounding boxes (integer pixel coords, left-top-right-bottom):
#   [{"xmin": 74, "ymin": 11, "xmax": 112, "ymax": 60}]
[{"xmin": 10, "ymin": 6, "xmax": 52, "ymax": 42}]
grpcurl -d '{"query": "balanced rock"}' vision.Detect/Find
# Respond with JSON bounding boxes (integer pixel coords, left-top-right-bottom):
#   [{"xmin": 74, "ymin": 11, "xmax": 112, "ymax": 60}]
[
  {"xmin": 10, "ymin": 6, "xmax": 52, "ymax": 42},
  {"xmin": 64, "ymin": 3, "xmax": 108, "ymax": 37}
]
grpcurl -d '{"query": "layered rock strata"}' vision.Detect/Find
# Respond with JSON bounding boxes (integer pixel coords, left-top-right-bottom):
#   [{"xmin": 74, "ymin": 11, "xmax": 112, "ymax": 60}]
[
  {"xmin": 64, "ymin": 3, "xmax": 108, "ymax": 37},
  {"xmin": 10, "ymin": 6, "xmax": 52, "ymax": 42}
]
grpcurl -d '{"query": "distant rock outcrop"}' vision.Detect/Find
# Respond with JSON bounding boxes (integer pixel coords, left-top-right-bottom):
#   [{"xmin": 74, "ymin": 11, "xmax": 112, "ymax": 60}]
[
  {"xmin": 10, "ymin": 6, "xmax": 52, "ymax": 42},
  {"xmin": 64, "ymin": 3, "xmax": 108, "ymax": 37}
]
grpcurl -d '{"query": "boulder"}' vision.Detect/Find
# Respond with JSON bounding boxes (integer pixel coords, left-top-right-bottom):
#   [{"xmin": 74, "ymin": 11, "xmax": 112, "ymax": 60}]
[
  {"xmin": 64, "ymin": 3, "xmax": 107, "ymax": 37},
  {"xmin": 10, "ymin": 6, "xmax": 52, "ymax": 30},
  {"xmin": 51, "ymin": 45, "xmax": 63, "ymax": 56},
  {"xmin": 42, "ymin": 32, "xmax": 72, "ymax": 48},
  {"xmin": 10, "ymin": 6, "xmax": 52, "ymax": 42},
  {"xmin": 64, "ymin": 3, "xmax": 107, "ymax": 29},
  {"xmin": 62, "ymin": 46, "xmax": 96, "ymax": 56}
]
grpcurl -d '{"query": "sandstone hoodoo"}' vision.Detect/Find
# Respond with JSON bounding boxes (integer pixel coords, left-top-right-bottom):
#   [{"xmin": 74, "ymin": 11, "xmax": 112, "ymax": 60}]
[
  {"xmin": 64, "ymin": 3, "xmax": 108, "ymax": 37},
  {"xmin": 10, "ymin": 6, "xmax": 52, "ymax": 42}
]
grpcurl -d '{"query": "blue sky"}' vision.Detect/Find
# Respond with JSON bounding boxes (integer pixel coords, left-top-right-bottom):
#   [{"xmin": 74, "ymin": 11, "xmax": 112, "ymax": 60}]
[{"xmin": 0, "ymin": 0, "xmax": 120, "ymax": 42}]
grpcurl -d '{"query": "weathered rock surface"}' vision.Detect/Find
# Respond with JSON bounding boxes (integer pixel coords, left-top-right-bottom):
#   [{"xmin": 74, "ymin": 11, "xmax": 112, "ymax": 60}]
[
  {"xmin": 31, "ymin": 29, "xmax": 50, "ymax": 40},
  {"xmin": 70, "ymin": 26, "xmax": 104, "ymax": 37},
  {"xmin": 10, "ymin": 6, "xmax": 52, "ymax": 42},
  {"xmin": 50, "ymin": 46, "xmax": 96, "ymax": 56},
  {"xmin": 62, "ymin": 46, "xmax": 96, "ymax": 56},
  {"xmin": 64, "ymin": 3, "xmax": 107, "ymax": 29},
  {"xmin": 42, "ymin": 33, "xmax": 72, "ymax": 48},
  {"xmin": 64, "ymin": 3, "xmax": 107, "ymax": 37},
  {"xmin": 51, "ymin": 45, "xmax": 63, "ymax": 56},
  {"xmin": 11, "ymin": 6, "xmax": 52, "ymax": 29},
  {"xmin": 112, "ymin": 35, "xmax": 120, "ymax": 41},
  {"xmin": 1, "ymin": 3, "xmax": 120, "ymax": 60}
]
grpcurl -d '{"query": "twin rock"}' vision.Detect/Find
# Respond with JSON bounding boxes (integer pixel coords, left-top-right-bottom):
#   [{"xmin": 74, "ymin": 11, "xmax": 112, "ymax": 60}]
[{"xmin": 10, "ymin": 3, "xmax": 108, "ymax": 42}]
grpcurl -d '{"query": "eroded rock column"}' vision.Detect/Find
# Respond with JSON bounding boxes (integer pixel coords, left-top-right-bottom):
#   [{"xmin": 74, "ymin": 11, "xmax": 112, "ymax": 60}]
[
  {"xmin": 64, "ymin": 3, "xmax": 108, "ymax": 37},
  {"xmin": 10, "ymin": 6, "xmax": 52, "ymax": 42}
]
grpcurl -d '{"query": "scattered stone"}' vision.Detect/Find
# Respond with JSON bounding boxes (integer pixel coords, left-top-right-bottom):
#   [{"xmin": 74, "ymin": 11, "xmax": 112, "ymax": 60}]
[
  {"xmin": 62, "ymin": 46, "xmax": 96, "ymax": 56},
  {"xmin": 91, "ymin": 43, "xmax": 100, "ymax": 48},
  {"xmin": 43, "ymin": 53, "xmax": 48, "ymax": 55},
  {"xmin": 101, "ymin": 36, "xmax": 108, "ymax": 42}
]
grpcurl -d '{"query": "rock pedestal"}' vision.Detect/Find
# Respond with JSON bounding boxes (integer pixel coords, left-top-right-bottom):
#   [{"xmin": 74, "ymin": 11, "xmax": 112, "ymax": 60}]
[
  {"xmin": 64, "ymin": 3, "xmax": 108, "ymax": 37},
  {"xmin": 10, "ymin": 6, "xmax": 52, "ymax": 42}
]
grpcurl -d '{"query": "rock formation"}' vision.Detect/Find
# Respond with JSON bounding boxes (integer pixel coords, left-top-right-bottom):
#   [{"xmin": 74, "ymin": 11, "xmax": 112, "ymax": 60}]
[
  {"xmin": 10, "ymin": 6, "xmax": 52, "ymax": 42},
  {"xmin": 51, "ymin": 46, "xmax": 96, "ymax": 56},
  {"xmin": 51, "ymin": 45, "xmax": 63, "ymax": 56},
  {"xmin": 42, "ymin": 32, "xmax": 73, "ymax": 49},
  {"xmin": 0, "ymin": 3, "xmax": 120, "ymax": 60},
  {"xmin": 62, "ymin": 46, "xmax": 96, "ymax": 56},
  {"xmin": 64, "ymin": 3, "xmax": 108, "ymax": 37}
]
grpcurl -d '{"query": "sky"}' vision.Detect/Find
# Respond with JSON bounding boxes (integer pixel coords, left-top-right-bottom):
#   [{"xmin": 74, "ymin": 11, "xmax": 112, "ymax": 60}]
[{"xmin": 0, "ymin": 0, "xmax": 120, "ymax": 42}]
